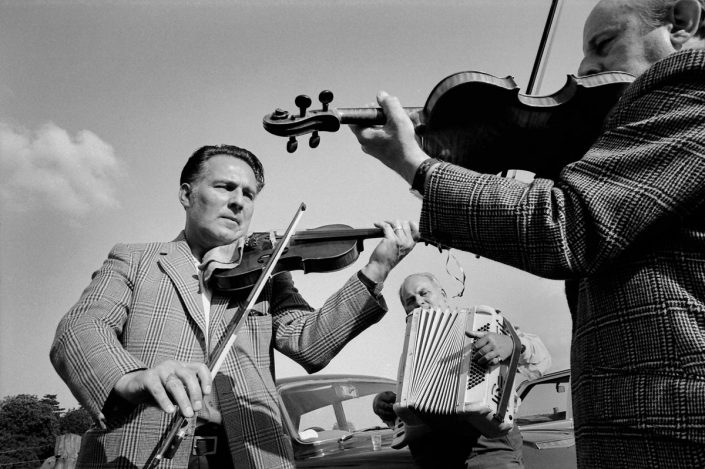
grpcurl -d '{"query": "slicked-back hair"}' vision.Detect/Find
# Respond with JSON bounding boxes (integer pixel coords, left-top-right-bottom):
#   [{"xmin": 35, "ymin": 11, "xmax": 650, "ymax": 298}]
[
  {"xmin": 180, "ymin": 145, "xmax": 265, "ymax": 192},
  {"xmin": 635, "ymin": 0, "xmax": 705, "ymax": 37}
]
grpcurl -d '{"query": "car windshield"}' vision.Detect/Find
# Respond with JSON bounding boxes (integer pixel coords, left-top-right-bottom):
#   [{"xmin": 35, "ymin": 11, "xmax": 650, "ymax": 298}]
[
  {"xmin": 515, "ymin": 374, "xmax": 571, "ymax": 426},
  {"xmin": 279, "ymin": 378, "xmax": 395, "ymax": 440}
]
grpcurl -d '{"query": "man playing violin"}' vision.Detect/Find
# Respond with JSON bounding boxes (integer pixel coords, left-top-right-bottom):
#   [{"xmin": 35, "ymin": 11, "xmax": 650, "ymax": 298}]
[
  {"xmin": 351, "ymin": 0, "xmax": 705, "ymax": 467},
  {"xmin": 50, "ymin": 144, "xmax": 418, "ymax": 468}
]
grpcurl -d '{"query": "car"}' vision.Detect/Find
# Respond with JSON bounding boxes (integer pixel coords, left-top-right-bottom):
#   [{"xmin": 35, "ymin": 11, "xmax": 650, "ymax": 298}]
[
  {"xmin": 276, "ymin": 369, "xmax": 576, "ymax": 468},
  {"xmin": 515, "ymin": 369, "xmax": 576, "ymax": 469},
  {"xmin": 277, "ymin": 374, "xmax": 411, "ymax": 468}
]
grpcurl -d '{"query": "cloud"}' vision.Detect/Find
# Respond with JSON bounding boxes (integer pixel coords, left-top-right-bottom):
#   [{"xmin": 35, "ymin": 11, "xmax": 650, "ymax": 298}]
[{"xmin": 0, "ymin": 122, "xmax": 123, "ymax": 217}]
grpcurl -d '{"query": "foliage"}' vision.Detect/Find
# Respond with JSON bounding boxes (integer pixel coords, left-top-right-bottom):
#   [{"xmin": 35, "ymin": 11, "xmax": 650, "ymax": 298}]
[
  {"xmin": 0, "ymin": 394, "xmax": 59, "ymax": 468},
  {"xmin": 0, "ymin": 393, "xmax": 89, "ymax": 468},
  {"xmin": 41, "ymin": 394, "xmax": 65, "ymax": 419},
  {"xmin": 60, "ymin": 407, "xmax": 93, "ymax": 435}
]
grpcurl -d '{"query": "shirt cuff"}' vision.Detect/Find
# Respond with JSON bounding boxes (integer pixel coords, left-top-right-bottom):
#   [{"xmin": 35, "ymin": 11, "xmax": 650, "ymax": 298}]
[{"xmin": 357, "ymin": 270, "xmax": 383, "ymax": 298}]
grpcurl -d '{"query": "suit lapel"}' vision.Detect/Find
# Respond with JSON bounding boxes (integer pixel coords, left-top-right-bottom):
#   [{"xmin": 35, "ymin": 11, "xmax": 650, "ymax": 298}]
[{"xmin": 158, "ymin": 240, "xmax": 207, "ymax": 338}]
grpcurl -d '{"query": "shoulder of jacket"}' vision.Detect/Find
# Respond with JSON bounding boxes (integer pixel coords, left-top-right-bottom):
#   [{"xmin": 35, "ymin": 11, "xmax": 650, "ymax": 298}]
[
  {"xmin": 108, "ymin": 239, "xmax": 185, "ymax": 266},
  {"xmin": 621, "ymin": 49, "xmax": 705, "ymax": 104}
]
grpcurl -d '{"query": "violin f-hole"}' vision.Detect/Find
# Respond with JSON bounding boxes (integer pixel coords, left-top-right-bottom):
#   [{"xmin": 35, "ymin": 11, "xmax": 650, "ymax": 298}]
[{"xmin": 258, "ymin": 247, "xmax": 289, "ymax": 264}]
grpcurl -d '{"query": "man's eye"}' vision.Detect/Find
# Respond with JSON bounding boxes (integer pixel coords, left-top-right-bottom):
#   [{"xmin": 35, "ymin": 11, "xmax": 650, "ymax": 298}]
[{"xmin": 595, "ymin": 36, "xmax": 613, "ymax": 55}]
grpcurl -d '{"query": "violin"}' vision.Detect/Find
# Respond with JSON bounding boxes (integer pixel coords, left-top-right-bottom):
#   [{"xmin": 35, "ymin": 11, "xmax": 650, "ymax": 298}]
[
  {"xmin": 263, "ymin": 70, "xmax": 634, "ymax": 180},
  {"xmin": 211, "ymin": 225, "xmax": 443, "ymax": 293}
]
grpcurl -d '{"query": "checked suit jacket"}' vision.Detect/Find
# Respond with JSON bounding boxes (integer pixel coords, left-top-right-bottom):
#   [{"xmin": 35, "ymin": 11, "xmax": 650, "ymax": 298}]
[
  {"xmin": 419, "ymin": 49, "xmax": 705, "ymax": 468},
  {"xmin": 50, "ymin": 231, "xmax": 387, "ymax": 468}
]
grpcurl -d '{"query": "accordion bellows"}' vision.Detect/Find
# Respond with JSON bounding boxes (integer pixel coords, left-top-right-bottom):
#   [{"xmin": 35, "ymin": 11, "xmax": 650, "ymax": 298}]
[{"xmin": 392, "ymin": 305, "xmax": 520, "ymax": 448}]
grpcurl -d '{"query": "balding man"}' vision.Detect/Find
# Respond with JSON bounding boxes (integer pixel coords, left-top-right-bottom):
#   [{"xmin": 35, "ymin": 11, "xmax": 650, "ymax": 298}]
[{"xmin": 352, "ymin": 1, "xmax": 705, "ymax": 466}]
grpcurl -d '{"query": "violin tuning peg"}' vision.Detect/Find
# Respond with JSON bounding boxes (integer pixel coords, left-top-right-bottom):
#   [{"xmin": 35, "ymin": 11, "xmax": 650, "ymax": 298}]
[
  {"xmin": 319, "ymin": 90, "xmax": 334, "ymax": 111},
  {"xmin": 287, "ymin": 136, "xmax": 298, "ymax": 153},
  {"xmin": 295, "ymin": 94, "xmax": 312, "ymax": 117},
  {"xmin": 309, "ymin": 131, "xmax": 320, "ymax": 149},
  {"xmin": 270, "ymin": 108, "xmax": 290, "ymax": 121}
]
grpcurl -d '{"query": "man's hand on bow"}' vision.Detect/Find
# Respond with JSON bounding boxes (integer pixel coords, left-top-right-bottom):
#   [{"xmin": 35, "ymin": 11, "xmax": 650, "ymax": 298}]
[{"xmin": 113, "ymin": 360, "xmax": 212, "ymax": 418}]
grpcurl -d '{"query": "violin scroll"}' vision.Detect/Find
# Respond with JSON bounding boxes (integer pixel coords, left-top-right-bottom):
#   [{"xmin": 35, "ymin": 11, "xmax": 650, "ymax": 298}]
[{"xmin": 265, "ymin": 91, "xmax": 352, "ymax": 153}]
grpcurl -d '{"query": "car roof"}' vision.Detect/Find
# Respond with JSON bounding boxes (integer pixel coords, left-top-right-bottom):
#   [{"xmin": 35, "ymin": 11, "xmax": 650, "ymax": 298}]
[
  {"xmin": 516, "ymin": 368, "xmax": 570, "ymax": 397},
  {"xmin": 276, "ymin": 374, "xmax": 397, "ymax": 387}
]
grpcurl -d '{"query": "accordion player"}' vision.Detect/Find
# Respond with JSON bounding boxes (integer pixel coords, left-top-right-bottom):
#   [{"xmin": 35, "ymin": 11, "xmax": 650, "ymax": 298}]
[{"xmin": 391, "ymin": 305, "xmax": 521, "ymax": 449}]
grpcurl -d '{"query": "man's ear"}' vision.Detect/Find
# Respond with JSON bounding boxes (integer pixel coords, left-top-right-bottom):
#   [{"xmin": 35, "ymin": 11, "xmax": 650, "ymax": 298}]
[
  {"xmin": 179, "ymin": 183, "xmax": 192, "ymax": 209},
  {"xmin": 441, "ymin": 288, "xmax": 448, "ymax": 299},
  {"xmin": 670, "ymin": 0, "xmax": 702, "ymax": 47}
]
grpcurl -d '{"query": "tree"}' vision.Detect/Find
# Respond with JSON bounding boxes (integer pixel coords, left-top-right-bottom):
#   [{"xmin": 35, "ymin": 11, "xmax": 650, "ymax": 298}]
[
  {"xmin": 0, "ymin": 394, "xmax": 59, "ymax": 468},
  {"xmin": 41, "ymin": 394, "xmax": 65, "ymax": 420},
  {"xmin": 60, "ymin": 407, "xmax": 93, "ymax": 435}
]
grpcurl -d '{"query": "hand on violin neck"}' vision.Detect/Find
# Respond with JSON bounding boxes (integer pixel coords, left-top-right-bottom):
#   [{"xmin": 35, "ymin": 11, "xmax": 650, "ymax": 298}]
[
  {"xmin": 350, "ymin": 91, "xmax": 428, "ymax": 184},
  {"xmin": 361, "ymin": 220, "xmax": 419, "ymax": 283}
]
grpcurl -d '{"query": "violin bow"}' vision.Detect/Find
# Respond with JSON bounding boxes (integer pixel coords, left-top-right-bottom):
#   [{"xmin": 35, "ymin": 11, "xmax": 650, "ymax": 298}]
[
  {"xmin": 526, "ymin": 0, "xmax": 563, "ymax": 95},
  {"xmin": 501, "ymin": 0, "xmax": 562, "ymax": 180},
  {"xmin": 143, "ymin": 202, "xmax": 307, "ymax": 468}
]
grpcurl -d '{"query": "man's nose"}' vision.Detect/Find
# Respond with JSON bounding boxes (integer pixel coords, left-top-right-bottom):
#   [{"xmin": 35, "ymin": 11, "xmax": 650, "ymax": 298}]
[
  {"xmin": 578, "ymin": 56, "xmax": 601, "ymax": 76},
  {"xmin": 228, "ymin": 189, "xmax": 244, "ymax": 208}
]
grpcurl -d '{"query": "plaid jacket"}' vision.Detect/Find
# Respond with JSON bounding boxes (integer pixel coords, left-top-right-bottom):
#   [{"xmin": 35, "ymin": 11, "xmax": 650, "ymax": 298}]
[
  {"xmin": 50, "ymin": 232, "xmax": 387, "ymax": 468},
  {"xmin": 420, "ymin": 50, "xmax": 705, "ymax": 466}
]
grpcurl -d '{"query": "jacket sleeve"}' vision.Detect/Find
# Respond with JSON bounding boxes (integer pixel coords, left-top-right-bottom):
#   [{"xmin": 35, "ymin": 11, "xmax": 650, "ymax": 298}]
[
  {"xmin": 420, "ymin": 73, "xmax": 705, "ymax": 279},
  {"xmin": 269, "ymin": 271, "xmax": 388, "ymax": 373},
  {"xmin": 49, "ymin": 243, "xmax": 145, "ymax": 423}
]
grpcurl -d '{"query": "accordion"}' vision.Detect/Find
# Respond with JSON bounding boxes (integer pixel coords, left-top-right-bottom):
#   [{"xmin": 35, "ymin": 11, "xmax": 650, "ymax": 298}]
[{"xmin": 391, "ymin": 305, "xmax": 521, "ymax": 448}]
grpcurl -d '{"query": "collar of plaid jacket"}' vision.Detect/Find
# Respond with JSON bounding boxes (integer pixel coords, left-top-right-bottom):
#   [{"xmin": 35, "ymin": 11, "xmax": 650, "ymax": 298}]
[{"xmin": 620, "ymin": 48, "xmax": 705, "ymax": 105}]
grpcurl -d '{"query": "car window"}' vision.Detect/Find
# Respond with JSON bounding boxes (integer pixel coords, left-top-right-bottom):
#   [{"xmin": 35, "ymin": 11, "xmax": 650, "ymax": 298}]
[
  {"xmin": 298, "ymin": 392, "xmax": 380, "ymax": 432},
  {"xmin": 515, "ymin": 375, "xmax": 571, "ymax": 426},
  {"xmin": 280, "ymin": 380, "xmax": 395, "ymax": 439}
]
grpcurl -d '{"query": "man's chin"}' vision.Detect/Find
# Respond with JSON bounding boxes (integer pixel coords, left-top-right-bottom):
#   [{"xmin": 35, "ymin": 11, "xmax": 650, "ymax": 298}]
[
  {"xmin": 219, "ymin": 229, "xmax": 245, "ymax": 244},
  {"xmin": 203, "ymin": 228, "xmax": 243, "ymax": 248},
  {"xmin": 218, "ymin": 232, "xmax": 244, "ymax": 246}
]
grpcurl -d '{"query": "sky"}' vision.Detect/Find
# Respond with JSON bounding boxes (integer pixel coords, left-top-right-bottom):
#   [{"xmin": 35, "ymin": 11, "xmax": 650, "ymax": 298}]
[{"xmin": 0, "ymin": 0, "xmax": 596, "ymax": 410}]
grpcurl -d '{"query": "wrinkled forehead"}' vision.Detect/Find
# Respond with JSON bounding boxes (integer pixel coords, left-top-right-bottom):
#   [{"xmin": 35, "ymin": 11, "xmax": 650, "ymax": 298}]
[
  {"xmin": 401, "ymin": 275, "xmax": 438, "ymax": 296},
  {"xmin": 583, "ymin": 0, "xmax": 638, "ymax": 47},
  {"xmin": 201, "ymin": 154, "xmax": 257, "ymax": 183}
]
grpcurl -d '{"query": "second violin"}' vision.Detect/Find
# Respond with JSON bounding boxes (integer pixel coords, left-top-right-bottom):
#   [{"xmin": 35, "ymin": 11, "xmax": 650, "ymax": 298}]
[{"xmin": 263, "ymin": 70, "xmax": 634, "ymax": 179}]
